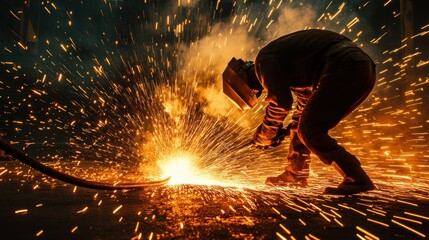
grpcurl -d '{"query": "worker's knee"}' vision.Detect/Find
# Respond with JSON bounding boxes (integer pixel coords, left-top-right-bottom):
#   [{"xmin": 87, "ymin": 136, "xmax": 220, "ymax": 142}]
[
  {"xmin": 297, "ymin": 125, "xmax": 338, "ymax": 164},
  {"xmin": 296, "ymin": 126, "xmax": 319, "ymax": 151}
]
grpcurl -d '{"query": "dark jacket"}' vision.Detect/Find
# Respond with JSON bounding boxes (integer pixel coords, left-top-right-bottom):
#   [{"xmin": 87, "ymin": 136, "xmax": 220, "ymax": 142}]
[{"xmin": 255, "ymin": 29, "xmax": 363, "ymax": 110}]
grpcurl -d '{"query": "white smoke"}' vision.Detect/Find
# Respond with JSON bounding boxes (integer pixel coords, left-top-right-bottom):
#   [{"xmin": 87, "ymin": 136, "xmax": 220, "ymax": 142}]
[
  {"xmin": 267, "ymin": 5, "xmax": 319, "ymax": 39},
  {"xmin": 178, "ymin": 23, "xmax": 260, "ymax": 124}
]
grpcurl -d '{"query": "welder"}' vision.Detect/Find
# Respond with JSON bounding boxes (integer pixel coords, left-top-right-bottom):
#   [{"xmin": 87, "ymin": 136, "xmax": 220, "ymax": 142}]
[{"xmin": 222, "ymin": 29, "xmax": 376, "ymax": 195}]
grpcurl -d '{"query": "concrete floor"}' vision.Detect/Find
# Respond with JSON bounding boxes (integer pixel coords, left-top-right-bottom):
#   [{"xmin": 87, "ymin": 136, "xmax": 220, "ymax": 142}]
[{"xmin": 1, "ymin": 161, "xmax": 429, "ymax": 240}]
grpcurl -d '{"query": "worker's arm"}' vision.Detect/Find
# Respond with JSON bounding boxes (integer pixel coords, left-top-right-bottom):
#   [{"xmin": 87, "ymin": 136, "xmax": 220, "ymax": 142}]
[
  {"xmin": 253, "ymin": 57, "xmax": 293, "ymax": 147},
  {"xmin": 253, "ymin": 103, "xmax": 290, "ymax": 147}
]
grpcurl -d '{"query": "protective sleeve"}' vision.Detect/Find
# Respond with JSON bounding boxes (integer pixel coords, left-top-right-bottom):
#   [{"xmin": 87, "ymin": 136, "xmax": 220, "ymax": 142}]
[{"xmin": 253, "ymin": 103, "xmax": 290, "ymax": 146}]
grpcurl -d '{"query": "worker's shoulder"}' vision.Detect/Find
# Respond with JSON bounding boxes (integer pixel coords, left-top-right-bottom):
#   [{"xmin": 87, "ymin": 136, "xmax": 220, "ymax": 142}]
[
  {"xmin": 262, "ymin": 29, "xmax": 346, "ymax": 47},
  {"xmin": 287, "ymin": 29, "xmax": 346, "ymax": 38}
]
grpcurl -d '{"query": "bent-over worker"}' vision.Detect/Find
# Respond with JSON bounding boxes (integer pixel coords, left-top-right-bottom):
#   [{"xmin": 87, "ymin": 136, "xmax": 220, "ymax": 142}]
[{"xmin": 222, "ymin": 29, "xmax": 376, "ymax": 195}]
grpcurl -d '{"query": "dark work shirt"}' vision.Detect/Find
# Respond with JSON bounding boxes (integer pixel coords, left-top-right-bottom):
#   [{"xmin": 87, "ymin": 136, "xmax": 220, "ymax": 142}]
[{"xmin": 254, "ymin": 29, "xmax": 354, "ymax": 111}]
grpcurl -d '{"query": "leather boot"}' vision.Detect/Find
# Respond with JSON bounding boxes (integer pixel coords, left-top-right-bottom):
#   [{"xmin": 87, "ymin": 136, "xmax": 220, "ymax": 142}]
[
  {"xmin": 323, "ymin": 149, "xmax": 375, "ymax": 195},
  {"xmin": 265, "ymin": 170, "xmax": 308, "ymax": 187}
]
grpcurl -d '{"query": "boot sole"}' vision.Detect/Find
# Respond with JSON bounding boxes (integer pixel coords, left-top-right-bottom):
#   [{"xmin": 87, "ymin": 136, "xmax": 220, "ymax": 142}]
[{"xmin": 323, "ymin": 184, "xmax": 375, "ymax": 195}]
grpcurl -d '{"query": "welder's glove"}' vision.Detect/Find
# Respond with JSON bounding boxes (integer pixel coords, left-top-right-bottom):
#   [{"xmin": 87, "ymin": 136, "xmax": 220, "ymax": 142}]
[{"xmin": 252, "ymin": 123, "xmax": 290, "ymax": 150}]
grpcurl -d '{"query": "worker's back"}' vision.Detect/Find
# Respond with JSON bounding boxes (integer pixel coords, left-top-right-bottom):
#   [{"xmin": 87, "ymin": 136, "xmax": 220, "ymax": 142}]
[{"xmin": 255, "ymin": 29, "xmax": 361, "ymax": 109}]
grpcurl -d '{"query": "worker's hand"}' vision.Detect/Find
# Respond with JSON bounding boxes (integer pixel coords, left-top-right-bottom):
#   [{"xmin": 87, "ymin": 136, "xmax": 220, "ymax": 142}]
[{"xmin": 252, "ymin": 124, "xmax": 290, "ymax": 150}]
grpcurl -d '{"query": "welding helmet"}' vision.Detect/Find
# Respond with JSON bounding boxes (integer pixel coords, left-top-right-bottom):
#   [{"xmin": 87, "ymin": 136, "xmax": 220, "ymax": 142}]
[{"xmin": 222, "ymin": 57, "xmax": 263, "ymax": 110}]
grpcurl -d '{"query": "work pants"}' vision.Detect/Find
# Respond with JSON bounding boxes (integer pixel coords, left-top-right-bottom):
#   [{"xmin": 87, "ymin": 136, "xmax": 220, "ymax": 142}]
[{"xmin": 286, "ymin": 52, "xmax": 376, "ymax": 176}]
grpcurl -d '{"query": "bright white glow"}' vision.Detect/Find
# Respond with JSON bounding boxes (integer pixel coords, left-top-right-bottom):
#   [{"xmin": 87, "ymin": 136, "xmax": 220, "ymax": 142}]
[{"xmin": 160, "ymin": 152, "xmax": 225, "ymax": 185}]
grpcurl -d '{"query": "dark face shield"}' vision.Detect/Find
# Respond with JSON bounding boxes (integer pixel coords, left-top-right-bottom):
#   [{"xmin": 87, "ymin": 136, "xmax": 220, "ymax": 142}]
[{"xmin": 222, "ymin": 57, "xmax": 262, "ymax": 110}]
